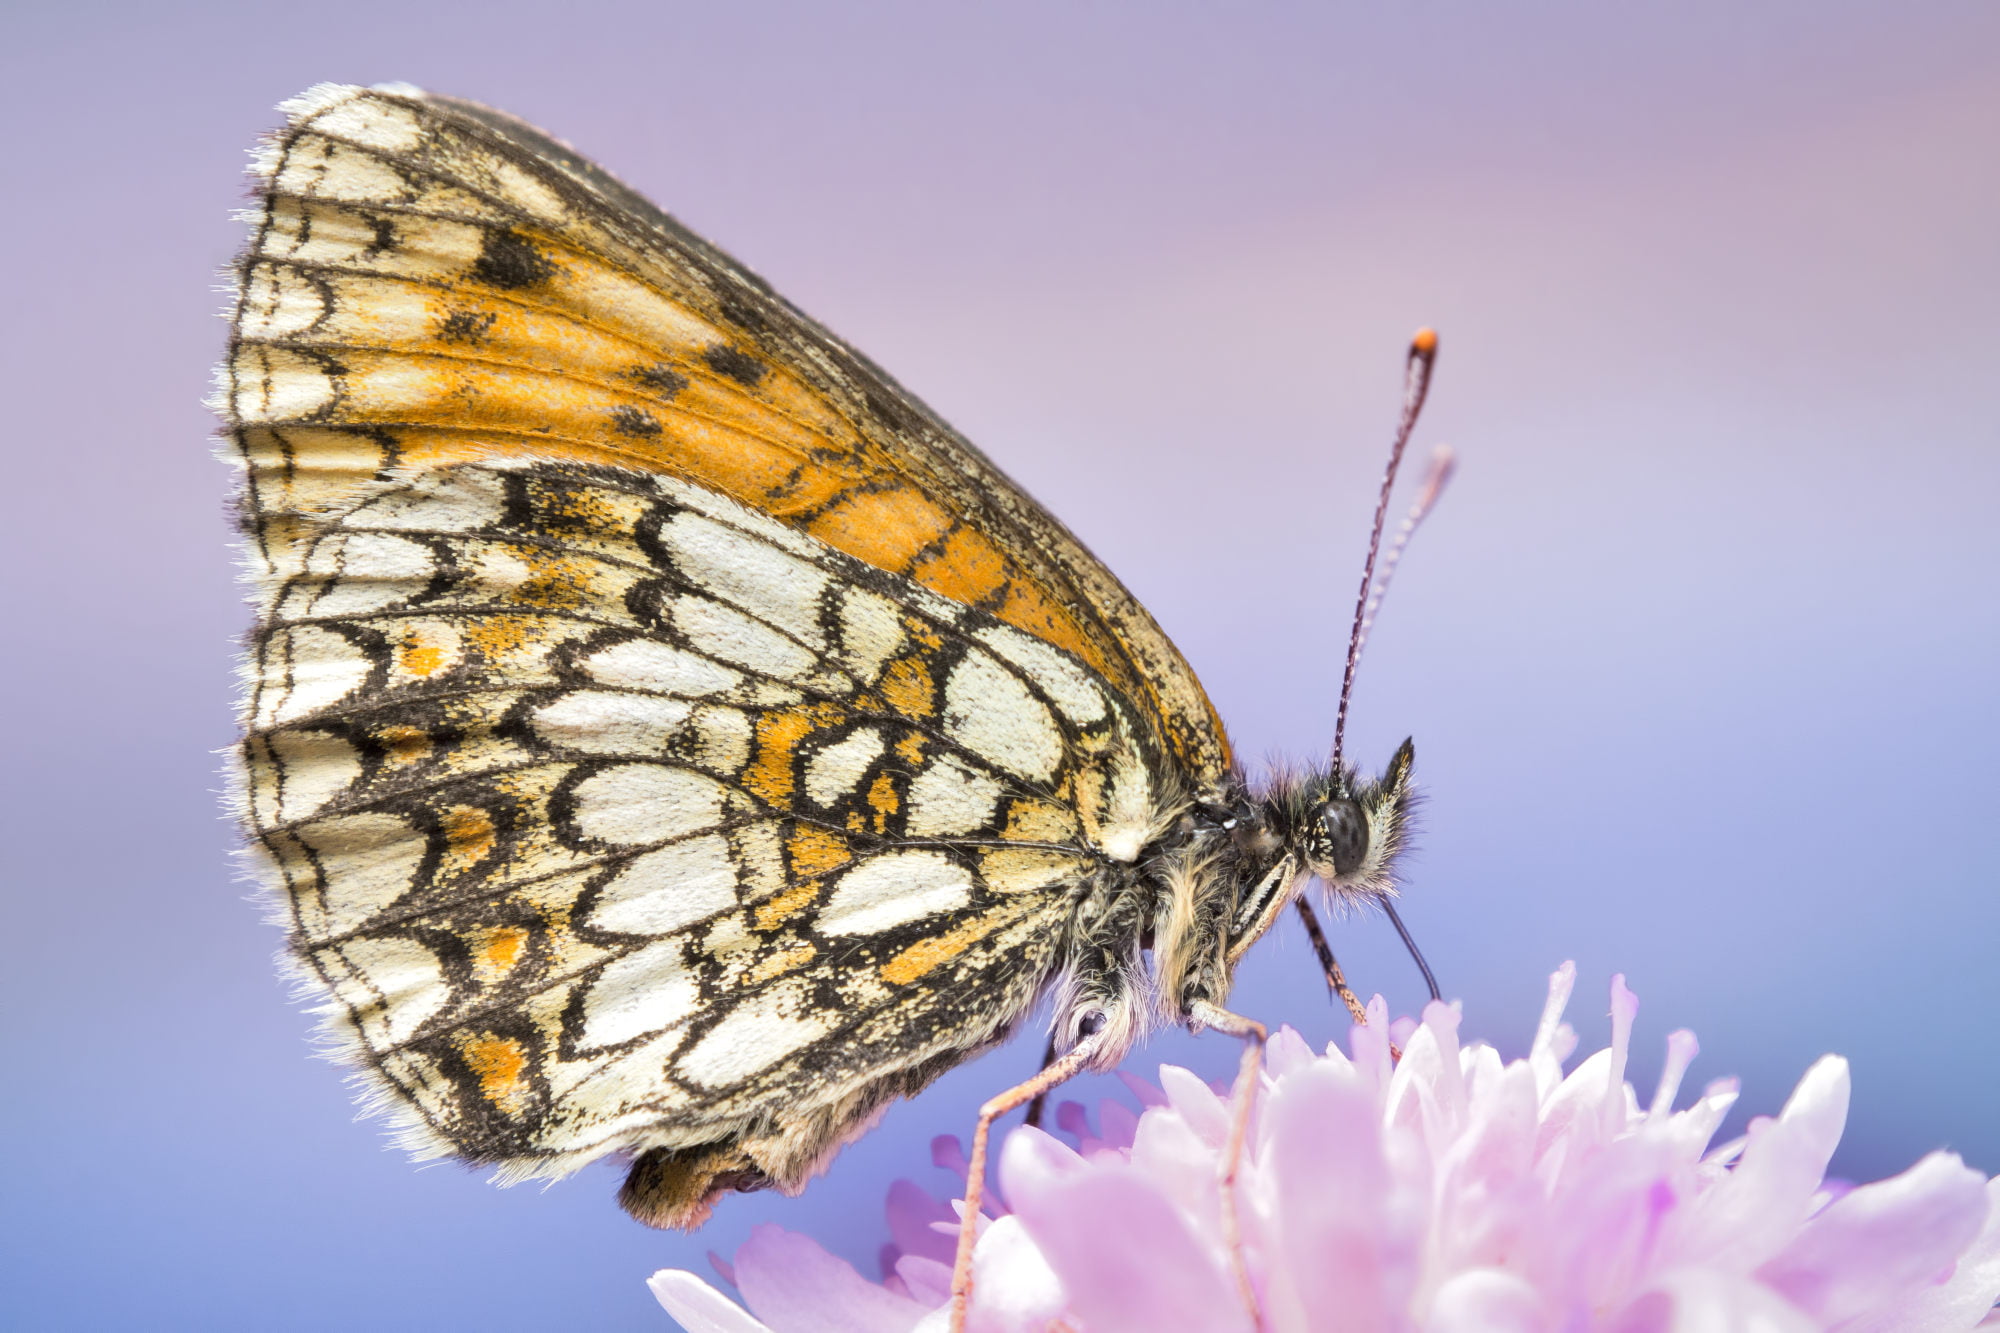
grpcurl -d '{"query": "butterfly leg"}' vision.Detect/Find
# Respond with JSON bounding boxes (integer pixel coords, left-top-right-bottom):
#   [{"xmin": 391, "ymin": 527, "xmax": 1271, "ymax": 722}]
[
  {"xmin": 949, "ymin": 1031, "xmax": 1107, "ymax": 1333},
  {"xmin": 1295, "ymin": 898, "xmax": 1370, "ymax": 1025},
  {"xmin": 1295, "ymin": 899, "xmax": 1405, "ymax": 1060},
  {"xmin": 1188, "ymin": 1000, "xmax": 1268, "ymax": 1330}
]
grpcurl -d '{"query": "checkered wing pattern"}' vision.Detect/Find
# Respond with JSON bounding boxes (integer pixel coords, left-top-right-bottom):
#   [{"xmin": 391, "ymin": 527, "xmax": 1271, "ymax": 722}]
[
  {"xmin": 223, "ymin": 83, "xmax": 1235, "ymax": 1215},
  {"xmin": 243, "ymin": 456, "xmax": 1170, "ymax": 1197},
  {"xmin": 225, "ymin": 83, "xmax": 1226, "ymax": 777}
]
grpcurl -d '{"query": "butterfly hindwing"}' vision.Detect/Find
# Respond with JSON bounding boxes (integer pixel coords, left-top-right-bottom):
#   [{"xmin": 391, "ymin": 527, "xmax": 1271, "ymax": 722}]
[{"xmin": 243, "ymin": 459, "xmax": 1173, "ymax": 1198}]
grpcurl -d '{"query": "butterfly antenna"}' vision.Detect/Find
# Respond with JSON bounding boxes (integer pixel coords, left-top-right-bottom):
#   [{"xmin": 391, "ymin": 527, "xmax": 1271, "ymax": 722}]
[
  {"xmin": 1332, "ymin": 329, "xmax": 1441, "ymax": 774},
  {"xmin": 1355, "ymin": 445, "xmax": 1455, "ymax": 670},
  {"xmin": 1382, "ymin": 899, "xmax": 1442, "ymax": 1003}
]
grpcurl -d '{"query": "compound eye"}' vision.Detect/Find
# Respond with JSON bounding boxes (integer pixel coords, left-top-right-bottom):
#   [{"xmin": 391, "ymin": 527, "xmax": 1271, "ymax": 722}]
[{"xmin": 1321, "ymin": 799, "xmax": 1370, "ymax": 878}]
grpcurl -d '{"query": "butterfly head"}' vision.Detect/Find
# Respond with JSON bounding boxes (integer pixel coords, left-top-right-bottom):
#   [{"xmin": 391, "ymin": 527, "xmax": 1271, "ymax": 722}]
[{"xmin": 1295, "ymin": 736, "xmax": 1418, "ymax": 898}]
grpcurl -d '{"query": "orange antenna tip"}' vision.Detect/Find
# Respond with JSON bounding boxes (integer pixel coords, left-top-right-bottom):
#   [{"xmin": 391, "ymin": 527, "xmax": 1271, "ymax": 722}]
[{"xmin": 1411, "ymin": 327, "xmax": 1438, "ymax": 356}]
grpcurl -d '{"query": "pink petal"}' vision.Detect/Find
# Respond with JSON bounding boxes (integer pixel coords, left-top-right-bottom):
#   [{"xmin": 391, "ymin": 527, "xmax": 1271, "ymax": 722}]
[
  {"xmin": 1548, "ymin": 1022, "xmax": 1579, "ymax": 1067},
  {"xmin": 1462, "ymin": 1041, "xmax": 1508, "ymax": 1102},
  {"xmin": 1116, "ymin": 1070, "xmax": 1170, "ymax": 1107},
  {"xmin": 884, "ymin": 1179, "xmax": 958, "ymax": 1265},
  {"xmin": 1423, "ymin": 1000, "xmax": 1469, "ymax": 1126},
  {"xmin": 1667, "ymin": 1057, "xmax": 1849, "ymax": 1272},
  {"xmin": 1537, "ymin": 1047, "xmax": 1618, "ymax": 1163},
  {"xmin": 931, "ymin": 1135, "xmax": 969, "ymax": 1179},
  {"xmin": 1006, "ymin": 1156, "xmax": 1248, "ymax": 1333},
  {"xmin": 1863, "ymin": 1176, "xmax": 2000, "ymax": 1332},
  {"xmin": 649, "ymin": 1269, "xmax": 775, "ymax": 1333},
  {"xmin": 1607, "ymin": 1269, "xmax": 1818, "ymax": 1333},
  {"xmin": 994, "ymin": 1126, "xmax": 1095, "ymax": 1242},
  {"xmin": 1265, "ymin": 1024, "xmax": 1316, "ymax": 1078},
  {"xmin": 1427, "ymin": 1268, "xmax": 1549, "ymax": 1333},
  {"xmin": 964, "ymin": 1215, "xmax": 1067, "ymax": 1333},
  {"xmin": 1385, "ymin": 1015, "xmax": 1444, "ymax": 1136},
  {"xmin": 1759, "ymin": 1150, "xmax": 1991, "ymax": 1324},
  {"xmin": 1319, "ymin": 1035, "xmax": 1356, "ymax": 1072},
  {"xmin": 1096, "ymin": 1097, "xmax": 1141, "ymax": 1151},
  {"xmin": 1349, "ymin": 993, "xmax": 1395, "ymax": 1091},
  {"xmin": 734, "ymin": 1225, "xmax": 929, "ymax": 1333},
  {"xmin": 1603, "ymin": 976, "xmax": 1638, "ymax": 1133},
  {"xmin": 1259, "ymin": 1061, "xmax": 1397, "ymax": 1331},
  {"xmin": 1649, "ymin": 1030, "xmax": 1700, "ymax": 1118},
  {"xmin": 1431, "ymin": 1060, "xmax": 1543, "ymax": 1275},
  {"xmin": 1676, "ymin": 1077, "xmax": 1742, "ymax": 1161},
  {"xmin": 893, "ymin": 1254, "xmax": 951, "ymax": 1308},
  {"xmin": 995, "ymin": 1124, "xmax": 1086, "ymax": 1198},
  {"xmin": 1158, "ymin": 1063, "xmax": 1231, "ymax": 1147},
  {"xmin": 1452, "ymin": 1057, "xmax": 1539, "ymax": 1183},
  {"xmin": 1549, "ymin": 1148, "xmax": 1686, "ymax": 1311},
  {"xmin": 1530, "ymin": 962, "xmax": 1579, "ymax": 1087},
  {"xmin": 1125, "ymin": 1104, "xmax": 1225, "ymax": 1230}
]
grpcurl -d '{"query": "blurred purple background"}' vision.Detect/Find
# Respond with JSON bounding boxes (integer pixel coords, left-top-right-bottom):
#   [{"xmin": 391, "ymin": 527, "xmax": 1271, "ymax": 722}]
[{"xmin": 3, "ymin": 2, "xmax": 1995, "ymax": 1327}]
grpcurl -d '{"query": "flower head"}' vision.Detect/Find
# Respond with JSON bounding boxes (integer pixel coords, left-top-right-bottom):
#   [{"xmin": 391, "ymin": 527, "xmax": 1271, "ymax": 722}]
[{"xmin": 653, "ymin": 965, "xmax": 2000, "ymax": 1331}]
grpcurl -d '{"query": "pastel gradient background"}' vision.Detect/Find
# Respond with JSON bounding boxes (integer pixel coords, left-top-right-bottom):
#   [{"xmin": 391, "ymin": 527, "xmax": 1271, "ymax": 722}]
[{"xmin": 3, "ymin": 3, "xmax": 1994, "ymax": 1327}]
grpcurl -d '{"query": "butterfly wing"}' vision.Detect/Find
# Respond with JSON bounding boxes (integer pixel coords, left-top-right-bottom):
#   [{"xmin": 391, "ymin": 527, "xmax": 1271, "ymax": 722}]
[
  {"xmin": 225, "ymin": 84, "xmax": 1214, "ymax": 1217},
  {"xmin": 242, "ymin": 458, "xmax": 1175, "ymax": 1212},
  {"xmin": 227, "ymin": 83, "xmax": 1228, "ymax": 782}
]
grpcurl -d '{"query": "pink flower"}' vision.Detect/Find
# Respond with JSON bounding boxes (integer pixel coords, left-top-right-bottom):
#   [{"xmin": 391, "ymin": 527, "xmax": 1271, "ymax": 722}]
[{"xmin": 652, "ymin": 965, "xmax": 2000, "ymax": 1331}]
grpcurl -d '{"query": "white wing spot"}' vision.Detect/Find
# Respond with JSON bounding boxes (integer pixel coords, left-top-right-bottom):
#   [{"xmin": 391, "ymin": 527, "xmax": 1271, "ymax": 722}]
[
  {"xmin": 975, "ymin": 626, "xmax": 1107, "ymax": 726},
  {"xmin": 657, "ymin": 512, "xmax": 829, "ymax": 648},
  {"xmin": 303, "ymin": 531, "xmax": 436, "ymax": 617},
  {"xmin": 803, "ymin": 728, "xmax": 886, "ymax": 810},
  {"xmin": 943, "ymin": 648, "xmax": 1061, "ymax": 783},
  {"xmin": 671, "ymin": 595, "xmax": 817, "ymax": 681},
  {"xmin": 276, "ymin": 135, "xmax": 410, "ymax": 205},
  {"xmin": 688, "ymin": 706, "xmax": 752, "ymax": 774},
  {"xmin": 818, "ymin": 850, "xmax": 973, "ymax": 937},
  {"xmin": 838, "ymin": 589, "xmax": 905, "ymax": 683},
  {"xmin": 904, "ymin": 755, "xmax": 1005, "ymax": 838},
  {"xmin": 262, "ymin": 728, "xmax": 362, "ymax": 824},
  {"xmin": 567, "ymin": 764, "xmax": 729, "ymax": 847},
  {"xmin": 531, "ymin": 690, "xmax": 692, "ymax": 755},
  {"xmin": 232, "ymin": 345, "xmax": 336, "ymax": 421},
  {"xmin": 238, "ymin": 265, "xmax": 329, "ymax": 339},
  {"xmin": 579, "ymin": 940, "xmax": 701, "ymax": 1049},
  {"xmin": 543, "ymin": 1032, "xmax": 692, "ymax": 1143},
  {"xmin": 1094, "ymin": 752, "xmax": 1158, "ymax": 864},
  {"xmin": 325, "ymin": 935, "xmax": 448, "ymax": 1045},
  {"xmin": 264, "ymin": 625, "xmax": 372, "ymax": 725},
  {"xmin": 654, "ymin": 475, "xmax": 823, "ymax": 560},
  {"xmin": 294, "ymin": 810, "xmax": 428, "ymax": 934},
  {"xmin": 588, "ymin": 835, "xmax": 739, "ymax": 937},
  {"xmin": 581, "ymin": 638, "xmax": 745, "ymax": 698},
  {"xmin": 676, "ymin": 980, "xmax": 833, "ymax": 1088}
]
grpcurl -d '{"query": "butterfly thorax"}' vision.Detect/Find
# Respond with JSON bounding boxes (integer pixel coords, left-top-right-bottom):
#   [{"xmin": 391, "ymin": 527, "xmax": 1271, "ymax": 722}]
[{"xmin": 1071, "ymin": 739, "xmax": 1418, "ymax": 1066}]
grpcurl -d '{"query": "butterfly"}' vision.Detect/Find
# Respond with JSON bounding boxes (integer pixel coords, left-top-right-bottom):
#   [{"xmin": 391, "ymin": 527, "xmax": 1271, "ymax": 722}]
[{"xmin": 220, "ymin": 82, "xmax": 1445, "ymax": 1322}]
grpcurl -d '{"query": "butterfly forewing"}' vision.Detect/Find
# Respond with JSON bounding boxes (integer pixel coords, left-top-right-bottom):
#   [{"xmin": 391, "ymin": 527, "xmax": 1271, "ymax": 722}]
[{"xmin": 228, "ymin": 83, "xmax": 1227, "ymax": 777}]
